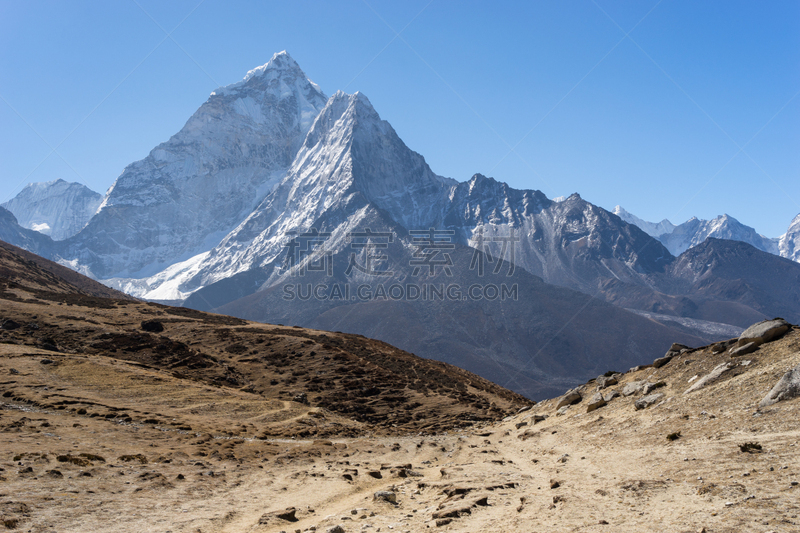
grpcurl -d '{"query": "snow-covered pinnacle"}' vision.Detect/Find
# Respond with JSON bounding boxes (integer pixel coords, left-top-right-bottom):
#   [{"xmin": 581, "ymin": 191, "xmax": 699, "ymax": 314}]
[
  {"xmin": 243, "ymin": 51, "xmax": 301, "ymax": 82},
  {"xmin": 213, "ymin": 51, "xmax": 322, "ymax": 99},
  {"xmin": 613, "ymin": 205, "xmax": 676, "ymax": 238}
]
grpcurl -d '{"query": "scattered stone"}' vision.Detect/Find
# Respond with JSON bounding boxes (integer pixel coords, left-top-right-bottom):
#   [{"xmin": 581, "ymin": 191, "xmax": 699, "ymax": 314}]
[
  {"xmin": 435, "ymin": 518, "xmax": 452, "ymax": 527},
  {"xmin": 596, "ymin": 375, "xmax": 618, "ymax": 389},
  {"xmin": 603, "ymin": 390, "xmax": 620, "ymax": 402},
  {"xmin": 555, "ymin": 390, "xmax": 582, "ymax": 409},
  {"xmin": 556, "ymin": 405, "xmax": 570, "ymax": 416},
  {"xmin": 730, "ymin": 342, "xmax": 758, "ymax": 357},
  {"xmin": 634, "ymin": 393, "xmax": 665, "ymax": 411},
  {"xmin": 652, "ymin": 355, "xmax": 673, "ymax": 369},
  {"xmin": 515, "ymin": 421, "xmax": 527, "ymax": 429},
  {"xmin": 432, "ymin": 496, "xmax": 488, "ymax": 519},
  {"xmin": 586, "ymin": 392, "xmax": 606, "ymax": 413},
  {"xmin": 326, "ymin": 526, "xmax": 345, "ymax": 533},
  {"xmin": 642, "ymin": 382, "xmax": 666, "ymax": 395},
  {"xmin": 366, "ymin": 470, "xmax": 382, "ymax": 479},
  {"xmin": 550, "ymin": 479, "xmax": 560, "ymax": 489},
  {"xmin": 373, "ymin": 491, "xmax": 397, "ymax": 504},
  {"xmin": 258, "ymin": 508, "xmax": 298, "ymax": 524},
  {"xmin": 40, "ymin": 359, "xmax": 54, "ymax": 365},
  {"xmin": 737, "ymin": 319, "xmax": 790, "ymax": 347},
  {"xmin": 531, "ymin": 415, "xmax": 547, "ymax": 424},
  {"xmin": 759, "ymin": 361, "xmax": 800, "ymax": 407},
  {"xmin": 622, "ymin": 381, "xmax": 645, "ymax": 396},
  {"xmin": 293, "ymin": 392, "xmax": 309, "ymax": 405},
  {"xmin": 684, "ymin": 363, "xmax": 734, "ymax": 394}
]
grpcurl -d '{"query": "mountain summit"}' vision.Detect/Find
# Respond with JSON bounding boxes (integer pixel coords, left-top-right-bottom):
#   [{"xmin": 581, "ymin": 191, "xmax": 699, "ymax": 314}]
[{"xmin": 61, "ymin": 52, "xmax": 328, "ymax": 279}]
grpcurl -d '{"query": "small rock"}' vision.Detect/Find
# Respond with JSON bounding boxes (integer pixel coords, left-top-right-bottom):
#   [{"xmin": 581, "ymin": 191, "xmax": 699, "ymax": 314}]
[
  {"xmin": 531, "ymin": 414, "xmax": 547, "ymax": 424},
  {"xmin": 586, "ymin": 392, "xmax": 606, "ymax": 413},
  {"xmin": 596, "ymin": 375, "xmax": 618, "ymax": 389},
  {"xmin": 642, "ymin": 381, "xmax": 666, "ymax": 395},
  {"xmin": 603, "ymin": 390, "xmax": 620, "ymax": 402},
  {"xmin": 556, "ymin": 405, "xmax": 570, "ymax": 416},
  {"xmin": 634, "ymin": 393, "xmax": 665, "ymax": 410},
  {"xmin": 759, "ymin": 361, "xmax": 800, "ymax": 407},
  {"xmin": 293, "ymin": 392, "xmax": 309, "ymax": 405},
  {"xmin": 730, "ymin": 342, "xmax": 758, "ymax": 357},
  {"xmin": 685, "ymin": 363, "xmax": 734, "ymax": 394},
  {"xmin": 652, "ymin": 355, "xmax": 673, "ymax": 369},
  {"xmin": 622, "ymin": 381, "xmax": 645, "ymax": 396},
  {"xmin": 326, "ymin": 526, "xmax": 345, "ymax": 533},
  {"xmin": 373, "ymin": 491, "xmax": 397, "ymax": 504},
  {"xmin": 555, "ymin": 390, "xmax": 582, "ymax": 409}
]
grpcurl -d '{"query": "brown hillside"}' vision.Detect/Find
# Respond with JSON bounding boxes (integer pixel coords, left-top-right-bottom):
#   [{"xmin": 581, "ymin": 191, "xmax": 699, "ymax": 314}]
[{"xmin": 0, "ymin": 243, "xmax": 798, "ymax": 532}]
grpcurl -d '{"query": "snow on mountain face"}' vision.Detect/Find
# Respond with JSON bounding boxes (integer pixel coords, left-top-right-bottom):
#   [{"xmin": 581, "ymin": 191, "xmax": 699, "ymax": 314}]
[
  {"xmin": 129, "ymin": 88, "xmax": 674, "ymax": 300},
  {"xmin": 438, "ymin": 180, "xmax": 672, "ymax": 292},
  {"xmin": 612, "ymin": 206, "xmax": 675, "ymax": 237},
  {"xmin": 779, "ymin": 213, "xmax": 800, "ymax": 262},
  {"xmin": 173, "ymin": 90, "xmax": 454, "ymax": 294},
  {"xmin": 63, "ymin": 51, "xmax": 328, "ymax": 279},
  {"xmin": 2, "ymin": 180, "xmax": 102, "ymax": 240},
  {"xmin": 659, "ymin": 214, "xmax": 778, "ymax": 257}
]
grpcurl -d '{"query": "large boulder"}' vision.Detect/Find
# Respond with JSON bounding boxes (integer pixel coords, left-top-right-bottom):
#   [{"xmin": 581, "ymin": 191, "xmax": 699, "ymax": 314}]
[
  {"xmin": 622, "ymin": 381, "xmax": 645, "ymax": 396},
  {"xmin": 760, "ymin": 361, "xmax": 800, "ymax": 407},
  {"xmin": 738, "ymin": 319, "xmax": 790, "ymax": 347}
]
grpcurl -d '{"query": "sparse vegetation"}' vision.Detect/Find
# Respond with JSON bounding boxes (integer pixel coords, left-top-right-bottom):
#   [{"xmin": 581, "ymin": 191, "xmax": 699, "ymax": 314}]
[{"xmin": 739, "ymin": 442, "xmax": 763, "ymax": 453}]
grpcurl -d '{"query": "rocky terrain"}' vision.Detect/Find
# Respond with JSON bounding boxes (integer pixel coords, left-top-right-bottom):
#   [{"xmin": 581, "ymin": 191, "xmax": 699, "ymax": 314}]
[{"xmin": 1, "ymin": 239, "xmax": 800, "ymax": 532}]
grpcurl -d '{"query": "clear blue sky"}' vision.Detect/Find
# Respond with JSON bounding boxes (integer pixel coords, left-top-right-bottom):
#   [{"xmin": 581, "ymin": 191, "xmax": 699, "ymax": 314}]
[{"xmin": 1, "ymin": 0, "xmax": 798, "ymax": 237}]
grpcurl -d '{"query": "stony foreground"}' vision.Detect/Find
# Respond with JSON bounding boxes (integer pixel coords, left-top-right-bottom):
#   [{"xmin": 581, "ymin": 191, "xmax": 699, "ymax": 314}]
[{"xmin": 1, "ymin": 319, "xmax": 798, "ymax": 532}]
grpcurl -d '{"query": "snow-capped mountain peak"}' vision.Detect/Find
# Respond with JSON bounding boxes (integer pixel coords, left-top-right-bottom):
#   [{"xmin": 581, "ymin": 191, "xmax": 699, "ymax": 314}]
[
  {"xmin": 62, "ymin": 55, "xmax": 329, "ymax": 279},
  {"xmin": 1, "ymin": 179, "xmax": 102, "ymax": 241},
  {"xmin": 612, "ymin": 205, "xmax": 676, "ymax": 238}
]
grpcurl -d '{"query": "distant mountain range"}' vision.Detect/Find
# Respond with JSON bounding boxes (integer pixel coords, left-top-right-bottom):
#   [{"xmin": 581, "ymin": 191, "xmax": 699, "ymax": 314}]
[{"xmin": 2, "ymin": 51, "xmax": 799, "ymax": 399}]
